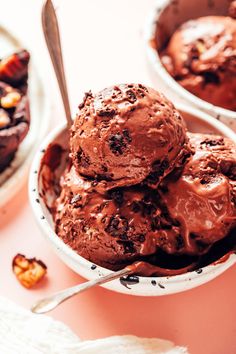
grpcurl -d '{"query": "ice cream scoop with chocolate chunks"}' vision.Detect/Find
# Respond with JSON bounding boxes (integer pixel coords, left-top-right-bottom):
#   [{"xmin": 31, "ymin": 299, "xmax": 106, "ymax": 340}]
[
  {"xmin": 54, "ymin": 166, "xmax": 187, "ymax": 270},
  {"xmin": 53, "ymin": 84, "xmax": 236, "ymax": 276},
  {"xmin": 70, "ymin": 84, "xmax": 191, "ymax": 190},
  {"xmin": 0, "ymin": 50, "xmax": 30, "ymax": 172},
  {"xmin": 160, "ymin": 12, "xmax": 236, "ymax": 111},
  {"xmin": 160, "ymin": 133, "xmax": 236, "ymax": 254}
]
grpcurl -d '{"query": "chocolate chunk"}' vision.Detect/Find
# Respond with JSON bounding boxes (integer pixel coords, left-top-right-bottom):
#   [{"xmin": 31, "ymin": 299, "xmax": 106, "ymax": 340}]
[
  {"xmin": 122, "ymin": 129, "xmax": 132, "ymax": 143},
  {"xmin": 138, "ymin": 84, "xmax": 149, "ymax": 92},
  {"xmin": 161, "ymin": 159, "xmax": 170, "ymax": 170},
  {"xmin": 109, "ymin": 133, "xmax": 125, "ymax": 155},
  {"xmin": 159, "ymin": 184, "xmax": 169, "ymax": 194},
  {"xmin": 176, "ymin": 234, "xmax": 184, "ymax": 250},
  {"xmin": 229, "ymin": 166, "xmax": 236, "ymax": 180},
  {"xmin": 190, "ymin": 233, "xmax": 198, "ymax": 239},
  {"xmin": 131, "ymin": 201, "xmax": 141, "ymax": 213},
  {"xmin": 145, "ymin": 159, "xmax": 170, "ymax": 185},
  {"xmin": 137, "ymin": 234, "xmax": 145, "ymax": 242},
  {"xmin": 160, "ymin": 220, "xmax": 172, "ymax": 230},
  {"xmin": 136, "ymin": 88, "xmax": 146, "ymax": 98},
  {"xmin": 142, "ymin": 201, "xmax": 157, "ymax": 216},
  {"xmin": 101, "ymin": 164, "xmax": 108, "ymax": 172},
  {"xmin": 109, "ymin": 130, "xmax": 132, "ymax": 155},
  {"xmin": 201, "ymin": 138, "xmax": 225, "ymax": 147},
  {"xmin": 145, "ymin": 171, "xmax": 160, "ymax": 185},
  {"xmin": 180, "ymin": 152, "xmax": 192, "ymax": 166},
  {"xmin": 97, "ymin": 105, "xmax": 117, "ymax": 117},
  {"xmin": 220, "ymin": 161, "xmax": 236, "ymax": 180},
  {"xmin": 200, "ymin": 175, "xmax": 211, "ymax": 184},
  {"xmin": 119, "ymin": 233, "xmax": 128, "ymax": 240},
  {"xmin": 202, "ymin": 71, "xmax": 220, "ymax": 85},
  {"xmin": 196, "ymin": 240, "xmax": 208, "ymax": 252},
  {"xmin": 126, "ymin": 89, "xmax": 137, "ymax": 103},
  {"xmin": 123, "ymin": 241, "xmax": 135, "ymax": 254},
  {"xmin": 152, "ymin": 159, "xmax": 169, "ymax": 174},
  {"xmin": 151, "ymin": 216, "xmax": 161, "ymax": 231},
  {"xmin": 78, "ymin": 90, "xmax": 93, "ymax": 109},
  {"xmin": 109, "ymin": 189, "xmax": 124, "ymax": 206},
  {"xmin": 220, "ymin": 160, "xmax": 232, "ymax": 175},
  {"xmin": 105, "ymin": 216, "xmax": 129, "ymax": 237}
]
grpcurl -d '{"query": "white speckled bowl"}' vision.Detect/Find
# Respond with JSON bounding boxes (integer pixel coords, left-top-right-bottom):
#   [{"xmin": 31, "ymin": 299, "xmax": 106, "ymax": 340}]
[
  {"xmin": 29, "ymin": 104, "xmax": 236, "ymax": 296},
  {"xmin": 145, "ymin": 0, "xmax": 236, "ymax": 131}
]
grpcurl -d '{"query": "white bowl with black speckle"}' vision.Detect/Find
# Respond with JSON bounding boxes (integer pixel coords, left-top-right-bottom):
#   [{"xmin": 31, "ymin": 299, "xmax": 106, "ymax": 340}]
[
  {"xmin": 29, "ymin": 104, "xmax": 236, "ymax": 296},
  {"xmin": 144, "ymin": 0, "xmax": 236, "ymax": 131}
]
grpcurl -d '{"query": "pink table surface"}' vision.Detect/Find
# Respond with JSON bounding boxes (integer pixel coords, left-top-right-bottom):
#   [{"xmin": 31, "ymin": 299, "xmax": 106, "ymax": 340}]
[{"xmin": 1, "ymin": 1, "xmax": 236, "ymax": 353}]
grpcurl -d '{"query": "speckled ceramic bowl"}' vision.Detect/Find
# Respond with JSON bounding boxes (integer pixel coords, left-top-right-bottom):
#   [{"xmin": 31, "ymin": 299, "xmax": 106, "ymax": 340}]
[
  {"xmin": 29, "ymin": 104, "xmax": 236, "ymax": 296},
  {"xmin": 145, "ymin": 0, "xmax": 236, "ymax": 131}
]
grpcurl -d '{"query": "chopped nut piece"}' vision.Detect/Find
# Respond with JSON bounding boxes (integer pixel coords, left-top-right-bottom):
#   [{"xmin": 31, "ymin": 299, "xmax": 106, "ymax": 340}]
[
  {"xmin": 1, "ymin": 91, "xmax": 21, "ymax": 108},
  {"xmin": 12, "ymin": 254, "xmax": 47, "ymax": 289},
  {"xmin": 0, "ymin": 109, "xmax": 10, "ymax": 128},
  {"xmin": 196, "ymin": 41, "xmax": 205, "ymax": 54}
]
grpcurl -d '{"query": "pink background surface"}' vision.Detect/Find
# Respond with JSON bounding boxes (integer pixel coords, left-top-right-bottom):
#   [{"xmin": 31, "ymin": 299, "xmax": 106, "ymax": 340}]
[{"xmin": 0, "ymin": 1, "xmax": 236, "ymax": 353}]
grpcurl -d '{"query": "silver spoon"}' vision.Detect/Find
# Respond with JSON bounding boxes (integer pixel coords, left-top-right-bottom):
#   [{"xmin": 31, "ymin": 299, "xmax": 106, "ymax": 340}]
[
  {"xmin": 31, "ymin": 267, "xmax": 132, "ymax": 314},
  {"xmin": 35, "ymin": 0, "xmax": 133, "ymax": 315},
  {"xmin": 42, "ymin": 0, "xmax": 72, "ymax": 128}
]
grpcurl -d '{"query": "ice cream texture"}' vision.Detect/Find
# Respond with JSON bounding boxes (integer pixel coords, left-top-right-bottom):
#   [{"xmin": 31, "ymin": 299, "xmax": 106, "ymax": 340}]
[
  {"xmin": 70, "ymin": 83, "xmax": 190, "ymax": 190},
  {"xmin": 53, "ymin": 84, "xmax": 236, "ymax": 276},
  {"xmin": 161, "ymin": 15, "xmax": 236, "ymax": 111}
]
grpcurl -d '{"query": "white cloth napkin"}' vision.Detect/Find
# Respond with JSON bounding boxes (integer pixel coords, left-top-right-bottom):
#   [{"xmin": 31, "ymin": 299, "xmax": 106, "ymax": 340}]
[{"xmin": 0, "ymin": 296, "xmax": 189, "ymax": 354}]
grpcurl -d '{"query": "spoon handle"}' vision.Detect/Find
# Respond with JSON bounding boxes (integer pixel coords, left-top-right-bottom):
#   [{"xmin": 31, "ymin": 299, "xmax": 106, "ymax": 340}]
[
  {"xmin": 31, "ymin": 268, "xmax": 132, "ymax": 314},
  {"xmin": 42, "ymin": 0, "xmax": 73, "ymax": 128}
]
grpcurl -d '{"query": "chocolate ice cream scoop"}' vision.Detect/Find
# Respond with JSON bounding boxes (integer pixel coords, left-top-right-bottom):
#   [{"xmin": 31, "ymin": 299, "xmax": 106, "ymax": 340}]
[
  {"xmin": 53, "ymin": 133, "xmax": 236, "ymax": 274},
  {"xmin": 70, "ymin": 84, "xmax": 191, "ymax": 190},
  {"xmin": 161, "ymin": 133, "xmax": 236, "ymax": 249},
  {"xmin": 161, "ymin": 16, "xmax": 236, "ymax": 111},
  {"xmin": 54, "ymin": 165, "xmax": 189, "ymax": 271}
]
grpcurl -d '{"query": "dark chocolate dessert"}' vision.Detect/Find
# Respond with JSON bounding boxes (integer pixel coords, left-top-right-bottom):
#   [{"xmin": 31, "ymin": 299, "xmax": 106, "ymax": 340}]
[
  {"xmin": 70, "ymin": 84, "xmax": 191, "ymax": 190},
  {"xmin": 0, "ymin": 50, "xmax": 30, "ymax": 172},
  {"xmin": 161, "ymin": 133, "xmax": 236, "ymax": 249},
  {"xmin": 160, "ymin": 10, "xmax": 236, "ymax": 111},
  {"xmin": 53, "ymin": 84, "xmax": 236, "ymax": 276}
]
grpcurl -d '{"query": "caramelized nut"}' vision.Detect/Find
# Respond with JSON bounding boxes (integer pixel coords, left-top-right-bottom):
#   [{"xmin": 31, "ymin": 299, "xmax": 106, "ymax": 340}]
[
  {"xmin": 12, "ymin": 254, "xmax": 47, "ymax": 289},
  {"xmin": 0, "ymin": 50, "xmax": 30, "ymax": 84},
  {"xmin": 1, "ymin": 91, "xmax": 21, "ymax": 108},
  {"xmin": 0, "ymin": 109, "xmax": 10, "ymax": 128},
  {"xmin": 196, "ymin": 41, "xmax": 205, "ymax": 54}
]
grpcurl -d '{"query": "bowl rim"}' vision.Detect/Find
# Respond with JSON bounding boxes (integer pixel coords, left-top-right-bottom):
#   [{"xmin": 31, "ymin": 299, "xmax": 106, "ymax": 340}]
[
  {"xmin": 144, "ymin": 0, "xmax": 236, "ymax": 119},
  {"xmin": 29, "ymin": 103, "xmax": 236, "ymax": 287}
]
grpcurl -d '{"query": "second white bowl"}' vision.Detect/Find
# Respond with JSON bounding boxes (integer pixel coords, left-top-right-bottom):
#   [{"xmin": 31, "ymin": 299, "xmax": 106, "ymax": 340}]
[{"xmin": 145, "ymin": 0, "xmax": 236, "ymax": 131}]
